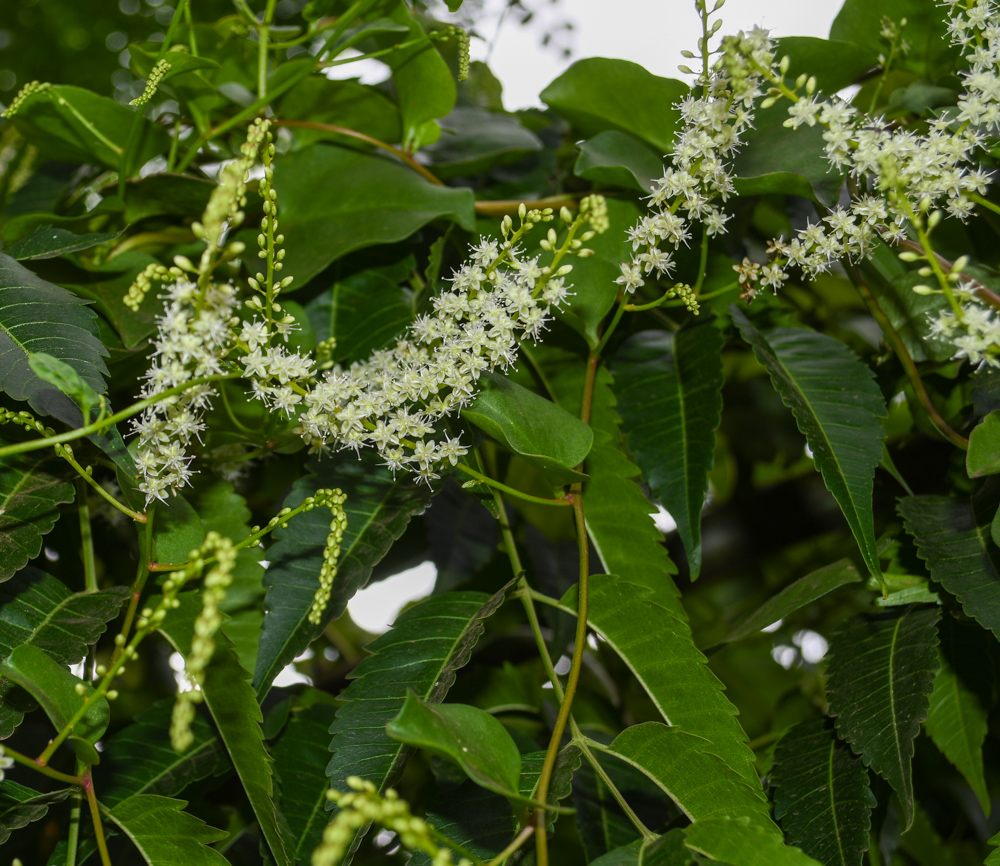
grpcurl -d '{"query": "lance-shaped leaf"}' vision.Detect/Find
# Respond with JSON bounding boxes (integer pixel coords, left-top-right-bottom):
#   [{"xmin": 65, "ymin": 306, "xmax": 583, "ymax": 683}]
[
  {"xmin": 4, "ymin": 226, "xmax": 121, "ymax": 261},
  {"xmin": 159, "ymin": 594, "xmax": 291, "ymax": 866},
  {"xmin": 0, "ymin": 781, "xmax": 71, "ymax": 845},
  {"xmin": 899, "ymin": 492, "xmax": 1000, "ymax": 641},
  {"xmin": 967, "ymin": 411, "xmax": 1000, "ymax": 477},
  {"xmin": 731, "ymin": 307, "xmax": 886, "ymax": 581},
  {"xmin": 0, "ymin": 254, "xmax": 109, "ymax": 422},
  {"xmin": 924, "ymin": 617, "xmax": 992, "ymax": 814},
  {"xmin": 0, "ymin": 568, "xmax": 127, "ymax": 737},
  {"xmin": 253, "ymin": 456, "xmax": 429, "ymax": 697},
  {"xmin": 560, "ymin": 575, "xmax": 758, "ymax": 789},
  {"xmin": 770, "ymin": 718, "xmax": 872, "ymax": 866},
  {"xmin": 0, "ymin": 644, "xmax": 109, "ymax": 764},
  {"xmin": 592, "ymin": 723, "xmax": 776, "ymax": 835},
  {"xmin": 612, "ymin": 322, "xmax": 724, "ymax": 577},
  {"xmin": 325, "ymin": 586, "xmax": 508, "ymax": 860},
  {"xmin": 825, "ymin": 607, "xmax": 941, "ymax": 829},
  {"xmin": 721, "ymin": 559, "xmax": 862, "ymax": 645},
  {"xmin": 0, "ymin": 454, "xmax": 74, "ymax": 582},
  {"xmin": 463, "ymin": 371, "xmax": 594, "ymax": 487},
  {"xmin": 104, "ymin": 795, "xmax": 229, "ymax": 866},
  {"xmin": 684, "ymin": 817, "xmax": 822, "ymax": 866},
  {"xmin": 387, "ymin": 693, "xmax": 523, "ymax": 803},
  {"xmin": 97, "ymin": 700, "xmax": 228, "ymax": 808}
]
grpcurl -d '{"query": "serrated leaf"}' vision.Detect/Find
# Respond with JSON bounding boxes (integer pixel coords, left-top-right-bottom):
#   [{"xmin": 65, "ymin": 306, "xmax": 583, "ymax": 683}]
[
  {"xmin": 684, "ymin": 817, "xmax": 821, "ymax": 865},
  {"xmin": 0, "ymin": 781, "xmax": 71, "ymax": 845},
  {"xmin": 721, "ymin": 559, "xmax": 862, "ymax": 645},
  {"xmin": 924, "ymin": 617, "xmax": 992, "ymax": 814},
  {"xmin": 0, "ymin": 254, "xmax": 109, "ymax": 424},
  {"xmin": 97, "ymin": 700, "xmax": 228, "ymax": 808},
  {"xmin": 899, "ymin": 491, "xmax": 1000, "ymax": 640},
  {"xmin": 158, "ymin": 593, "xmax": 291, "ymax": 866},
  {"xmin": 0, "ymin": 644, "xmax": 108, "ymax": 763},
  {"xmin": 104, "ymin": 794, "xmax": 229, "ymax": 866},
  {"xmin": 409, "ymin": 783, "xmax": 513, "ymax": 865},
  {"xmin": 0, "ymin": 455, "xmax": 74, "ymax": 582},
  {"xmin": 612, "ymin": 322, "xmax": 724, "ymax": 577},
  {"xmin": 771, "ymin": 718, "xmax": 872, "ymax": 866},
  {"xmin": 825, "ymin": 607, "xmax": 940, "ymax": 829},
  {"xmin": 425, "ymin": 481, "xmax": 498, "ymax": 593},
  {"xmin": 325, "ymin": 586, "xmax": 508, "ymax": 860},
  {"xmin": 4, "ymin": 226, "xmax": 121, "ymax": 261},
  {"xmin": 731, "ymin": 307, "xmax": 886, "ymax": 582},
  {"xmin": 387, "ymin": 693, "xmax": 522, "ymax": 802},
  {"xmin": 463, "ymin": 371, "xmax": 593, "ymax": 487},
  {"xmin": 590, "ymin": 830, "xmax": 694, "ymax": 866},
  {"xmin": 968, "ymin": 411, "xmax": 1000, "ymax": 478},
  {"xmin": 253, "ymin": 455, "xmax": 429, "ymax": 697},
  {"xmin": 29, "ymin": 351, "xmax": 99, "ymax": 419}
]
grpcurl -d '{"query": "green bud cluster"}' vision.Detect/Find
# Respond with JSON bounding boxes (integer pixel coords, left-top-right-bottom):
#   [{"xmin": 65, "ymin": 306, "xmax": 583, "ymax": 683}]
[
  {"xmin": 579, "ymin": 193, "xmax": 610, "ymax": 235},
  {"xmin": 1, "ymin": 81, "xmax": 51, "ymax": 118},
  {"xmin": 130, "ymin": 58, "xmax": 171, "ymax": 108},
  {"xmin": 312, "ymin": 777, "xmax": 471, "ymax": 866},
  {"xmin": 315, "ymin": 336, "xmax": 337, "ymax": 369},
  {"xmin": 123, "ymin": 262, "xmax": 184, "ymax": 311},
  {"xmin": 307, "ymin": 489, "xmax": 348, "ymax": 626},
  {"xmin": 0, "ymin": 407, "xmax": 53, "ymax": 439},
  {"xmin": 666, "ymin": 282, "xmax": 700, "ymax": 313},
  {"xmin": 437, "ymin": 25, "xmax": 471, "ymax": 82}
]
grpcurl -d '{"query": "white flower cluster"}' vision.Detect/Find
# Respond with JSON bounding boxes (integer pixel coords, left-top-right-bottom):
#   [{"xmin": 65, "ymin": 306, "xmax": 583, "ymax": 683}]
[
  {"xmin": 296, "ymin": 200, "xmax": 605, "ymax": 485},
  {"xmin": 617, "ymin": 13, "xmax": 774, "ymax": 307},
  {"xmin": 133, "ymin": 279, "xmax": 238, "ymax": 505},
  {"xmin": 931, "ymin": 279, "xmax": 1000, "ymax": 367}
]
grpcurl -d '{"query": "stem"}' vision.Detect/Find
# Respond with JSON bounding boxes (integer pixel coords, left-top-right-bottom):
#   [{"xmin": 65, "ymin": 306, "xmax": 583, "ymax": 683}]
[
  {"xmin": 895, "ymin": 237, "xmax": 1000, "ymax": 311},
  {"xmin": 593, "ymin": 302, "xmax": 626, "ymax": 357},
  {"xmin": 456, "ymin": 463, "xmax": 571, "ymax": 507},
  {"xmin": 965, "ymin": 190, "xmax": 1000, "ymax": 218},
  {"xmin": 64, "ymin": 451, "xmax": 146, "ymax": 522},
  {"xmin": 488, "ymin": 826, "xmax": 535, "ymax": 865},
  {"xmin": 66, "ymin": 772, "xmax": 83, "ymax": 866},
  {"xmin": 77, "ymin": 482, "xmax": 97, "ymax": 592},
  {"xmin": 258, "ymin": 0, "xmax": 279, "ymax": 99},
  {"xmin": 83, "ymin": 771, "xmax": 112, "ymax": 866},
  {"xmin": 1, "ymin": 743, "xmax": 83, "ymax": 785},
  {"xmin": 317, "ymin": 0, "xmax": 377, "ymax": 62},
  {"xmin": 474, "ymin": 195, "xmax": 582, "ymax": 218}
]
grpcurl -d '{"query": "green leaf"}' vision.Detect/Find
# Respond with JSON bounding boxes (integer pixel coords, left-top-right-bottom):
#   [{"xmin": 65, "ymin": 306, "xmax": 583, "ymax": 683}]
[
  {"xmin": 924, "ymin": 617, "xmax": 992, "ymax": 814},
  {"xmin": 0, "ymin": 253, "xmax": 109, "ymax": 423},
  {"xmin": 561, "ymin": 575, "xmax": 758, "ymax": 789},
  {"xmin": 97, "ymin": 700, "xmax": 228, "ymax": 808},
  {"xmin": 612, "ymin": 322, "xmax": 724, "ymax": 577},
  {"xmin": 574, "ymin": 130, "xmax": 663, "ymax": 193},
  {"xmin": 721, "ymin": 559, "xmax": 863, "ymax": 645},
  {"xmin": 279, "ymin": 77, "xmax": 402, "ymax": 147},
  {"xmin": 127, "ymin": 42, "xmax": 221, "ymax": 84},
  {"xmin": 409, "ymin": 783, "xmax": 513, "ymax": 865},
  {"xmin": 152, "ymin": 490, "xmax": 205, "ymax": 566},
  {"xmin": 253, "ymin": 455, "xmax": 429, "ymax": 697},
  {"xmin": 540, "ymin": 59, "xmax": 687, "ymax": 153},
  {"xmin": 899, "ymin": 491, "xmax": 1000, "ymax": 640},
  {"xmin": 590, "ymin": 831, "xmax": 694, "ymax": 866},
  {"xmin": 825, "ymin": 607, "xmax": 941, "ymax": 828},
  {"xmin": 968, "ymin": 411, "xmax": 1000, "ymax": 477},
  {"xmin": 0, "ymin": 455, "xmax": 74, "ymax": 582},
  {"xmin": 0, "ymin": 781, "xmax": 71, "ymax": 845},
  {"xmin": 731, "ymin": 307, "xmax": 886, "ymax": 582},
  {"xmin": 463, "ymin": 371, "xmax": 594, "ymax": 487},
  {"xmin": 684, "ymin": 817, "xmax": 822, "ymax": 865},
  {"xmin": 425, "ymin": 107, "xmax": 542, "ymax": 178},
  {"xmin": 158, "ymin": 594, "xmax": 291, "ymax": 866},
  {"xmin": 3, "ymin": 226, "xmax": 120, "ymax": 261},
  {"xmin": 28, "ymin": 351, "xmax": 99, "ymax": 419},
  {"xmin": 866, "ymin": 267, "xmax": 954, "ymax": 364},
  {"xmin": 594, "ymin": 722, "xmax": 775, "ymax": 833},
  {"xmin": 104, "ymin": 794, "xmax": 229, "ymax": 866},
  {"xmin": 770, "ymin": 718, "xmax": 872, "ymax": 866},
  {"xmin": 386, "ymin": 693, "xmax": 522, "ymax": 802},
  {"xmin": 774, "ymin": 37, "xmax": 878, "ymax": 95},
  {"xmin": 7, "ymin": 85, "xmax": 169, "ymax": 170},
  {"xmin": 0, "ymin": 644, "xmax": 109, "ymax": 763},
  {"xmin": 119, "ymin": 173, "xmax": 215, "ymax": 225},
  {"xmin": 246, "ymin": 143, "xmax": 474, "ymax": 286},
  {"xmin": 325, "ymin": 587, "xmax": 508, "ymax": 858}
]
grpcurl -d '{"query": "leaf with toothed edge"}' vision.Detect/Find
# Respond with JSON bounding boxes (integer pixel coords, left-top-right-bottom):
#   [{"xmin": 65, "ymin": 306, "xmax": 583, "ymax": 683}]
[{"xmin": 104, "ymin": 794, "xmax": 230, "ymax": 866}]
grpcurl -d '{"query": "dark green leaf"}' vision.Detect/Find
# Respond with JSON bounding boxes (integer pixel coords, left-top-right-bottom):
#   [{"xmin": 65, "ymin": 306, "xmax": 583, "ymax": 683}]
[
  {"xmin": 774, "ymin": 37, "xmax": 877, "ymax": 94},
  {"xmin": 612, "ymin": 322, "xmax": 724, "ymax": 577},
  {"xmin": 540, "ymin": 59, "xmax": 687, "ymax": 153},
  {"xmin": 684, "ymin": 817, "xmax": 821, "ymax": 865},
  {"xmin": 771, "ymin": 718, "xmax": 872, "ymax": 866},
  {"xmin": 425, "ymin": 107, "xmax": 542, "ymax": 179},
  {"xmin": 867, "ymin": 268, "xmax": 954, "ymax": 364},
  {"xmin": 968, "ymin": 411, "xmax": 1000, "ymax": 478},
  {"xmin": 0, "ymin": 643, "xmax": 109, "ymax": 763},
  {"xmin": 722, "ymin": 559, "xmax": 863, "ymax": 645},
  {"xmin": 325, "ymin": 587, "xmax": 508, "ymax": 858},
  {"xmin": 118, "ymin": 173, "xmax": 215, "ymax": 225},
  {"xmin": 253, "ymin": 455, "xmax": 429, "ymax": 697},
  {"xmin": 590, "ymin": 831, "xmax": 694, "ymax": 866},
  {"xmin": 29, "ymin": 351, "xmax": 99, "ymax": 418},
  {"xmin": 463, "ymin": 371, "xmax": 593, "ymax": 487},
  {"xmin": 826, "ymin": 607, "xmax": 941, "ymax": 828},
  {"xmin": 386, "ymin": 693, "xmax": 522, "ymax": 802},
  {"xmin": 408, "ymin": 783, "xmax": 512, "ymax": 865},
  {"xmin": 924, "ymin": 617, "xmax": 992, "ymax": 813},
  {"xmin": 152, "ymin": 490, "xmax": 205, "ymax": 566},
  {"xmin": 0, "ymin": 455, "xmax": 74, "ymax": 582},
  {"xmin": 0, "ymin": 781, "xmax": 71, "ymax": 845},
  {"xmin": 0, "ymin": 253, "xmax": 109, "ymax": 423},
  {"xmin": 899, "ymin": 491, "xmax": 1000, "ymax": 640},
  {"xmin": 3, "ymin": 226, "xmax": 120, "ymax": 261},
  {"xmin": 425, "ymin": 481, "xmax": 498, "ymax": 593},
  {"xmin": 574, "ymin": 130, "xmax": 663, "ymax": 193},
  {"xmin": 158, "ymin": 594, "xmax": 291, "ymax": 866},
  {"xmin": 127, "ymin": 42, "xmax": 221, "ymax": 83},
  {"xmin": 104, "ymin": 794, "xmax": 229, "ymax": 866},
  {"xmin": 279, "ymin": 78, "xmax": 402, "ymax": 147},
  {"xmin": 732, "ymin": 308, "xmax": 886, "ymax": 582},
  {"xmin": 246, "ymin": 144, "xmax": 474, "ymax": 286}
]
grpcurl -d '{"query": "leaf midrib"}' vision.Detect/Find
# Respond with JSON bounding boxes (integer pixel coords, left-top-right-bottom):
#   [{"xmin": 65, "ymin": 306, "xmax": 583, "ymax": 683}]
[
  {"xmin": 887, "ymin": 615, "xmax": 906, "ymax": 809},
  {"xmin": 827, "ymin": 737, "xmax": 847, "ymax": 866}
]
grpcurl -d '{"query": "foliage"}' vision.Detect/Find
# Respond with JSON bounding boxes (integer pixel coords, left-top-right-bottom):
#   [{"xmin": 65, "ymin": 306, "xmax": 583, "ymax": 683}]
[{"xmin": 0, "ymin": 0, "xmax": 998, "ymax": 865}]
